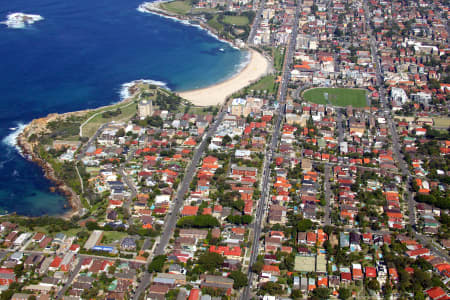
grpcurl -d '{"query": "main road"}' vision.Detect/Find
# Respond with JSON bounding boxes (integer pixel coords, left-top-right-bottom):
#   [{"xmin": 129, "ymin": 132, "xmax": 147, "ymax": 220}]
[
  {"xmin": 240, "ymin": 1, "xmax": 302, "ymax": 299},
  {"xmin": 247, "ymin": 0, "xmax": 267, "ymax": 45},
  {"xmin": 133, "ymin": 108, "xmax": 227, "ymax": 299},
  {"xmin": 363, "ymin": 0, "xmax": 449, "ymax": 263}
]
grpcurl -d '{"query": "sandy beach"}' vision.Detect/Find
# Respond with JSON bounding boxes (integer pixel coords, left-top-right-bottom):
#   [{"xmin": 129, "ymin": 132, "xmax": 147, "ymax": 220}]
[{"xmin": 179, "ymin": 49, "xmax": 271, "ymax": 106}]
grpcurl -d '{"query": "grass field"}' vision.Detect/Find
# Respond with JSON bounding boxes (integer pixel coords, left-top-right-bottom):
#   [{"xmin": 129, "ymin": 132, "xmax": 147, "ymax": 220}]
[
  {"xmin": 82, "ymin": 101, "xmax": 137, "ymax": 137},
  {"xmin": 207, "ymin": 15, "xmax": 224, "ymax": 32},
  {"xmin": 223, "ymin": 15, "xmax": 249, "ymax": 26},
  {"xmin": 248, "ymin": 75, "xmax": 277, "ymax": 94},
  {"xmin": 102, "ymin": 231, "xmax": 128, "ymax": 245},
  {"xmin": 303, "ymin": 88, "xmax": 367, "ymax": 107},
  {"xmin": 273, "ymin": 47, "xmax": 285, "ymax": 71},
  {"xmin": 160, "ymin": 0, "xmax": 192, "ymax": 15},
  {"xmin": 433, "ymin": 117, "xmax": 450, "ymax": 128}
]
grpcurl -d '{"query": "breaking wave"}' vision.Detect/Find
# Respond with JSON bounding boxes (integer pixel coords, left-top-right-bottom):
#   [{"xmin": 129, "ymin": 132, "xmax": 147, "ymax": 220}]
[{"xmin": 119, "ymin": 79, "xmax": 170, "ymax": 100}]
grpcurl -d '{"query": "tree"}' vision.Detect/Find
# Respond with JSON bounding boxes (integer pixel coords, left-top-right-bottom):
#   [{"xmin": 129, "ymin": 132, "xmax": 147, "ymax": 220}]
[
  {"xmin": 414, "ymin": 290, "xmax": 426, "ymax": 300},
  {"xmin": 148, "ymin": 255, "xmax": 167, "ymax": 273},
  {"xmin": 177, "ymin": 215, "xmax": 220, "ymax": 228},
  {"xmin": 229, "ymin": 270, "xmax": 248, "ymax": 289},
  {"xmin": 197, "ymin": 252, "xmax": 224, "ymax": 272},
  {"xmin": 251, "ymin": 261, "xmax": 264, "ymax": 273},
  {"xmin": 338, "ymin": 287, "xmax": 351, "ymax": 299},
  {"xmin": 313, "ymin": 287, "xmax": 331, "ymax": 299},
  {"xmin": 86, "ymin": 221, "xmax": 100, "ymax": 231},
  {"xmin": 368, "ymin": 279, "xmax": 380, "ymax": 291},
  {"xmin": 259, "ymin": 282, "xmax": 283, "ymax": 295},
  {"xmin": 291, "ymin": 289, "xmax": 303, "ymax": 299},
  {"xmin": 297, "ymin": 218, "xmax": 313, "ymax": 232},
  {"xmin": 222, "ymin": 135, "xmax": 232, "ymax": 146}
]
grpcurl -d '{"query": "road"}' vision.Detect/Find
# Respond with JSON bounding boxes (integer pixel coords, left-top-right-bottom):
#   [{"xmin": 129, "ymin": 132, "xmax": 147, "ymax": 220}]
[
  {"xmin": 56, "ymin": 258, "xmax": 84, "ymax": 299},
  {"xmin": 240, "ymin": 1, "xmax": 301, "ymax": 299},
  {"xmin": 247, "ymin": 0, "xmax": 266, "ymax": 45},
  {"xmin": 76, "ymin": 123, "xmax": 109, "ymax": 161},
  {"xmin": 133, "ymin": 109, "xmax": 227, "ymax": 300},
  {"xmin": 336, "ymin": 109, "xmax": 344, "ymax": 147},
  {"xmin": 323, "ymin": 164, "xmax": 332, "ymax": 226},
  {"xmin": 363, "ymin": 0, "xmax": 449, "ymax": 263},
  {"xmin": 118, "ymin": 148, "xmax": 138, "ymax": 222}
]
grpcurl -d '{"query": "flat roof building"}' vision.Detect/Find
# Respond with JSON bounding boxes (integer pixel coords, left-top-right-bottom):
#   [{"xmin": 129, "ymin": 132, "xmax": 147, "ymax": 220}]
[{"xmin": 84, "ymin": 230, "xmax": 103, "ymax": 250}]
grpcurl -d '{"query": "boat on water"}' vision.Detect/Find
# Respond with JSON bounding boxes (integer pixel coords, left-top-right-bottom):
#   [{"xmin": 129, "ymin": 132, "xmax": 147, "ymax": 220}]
[{"xmin": 219, "ymin": 48, "xmax": 224, "ymax": 52}]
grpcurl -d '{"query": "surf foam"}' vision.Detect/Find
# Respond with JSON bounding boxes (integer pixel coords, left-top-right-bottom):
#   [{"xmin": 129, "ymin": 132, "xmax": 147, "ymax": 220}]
[
  {"xmin": 120, "ymin": 79, "xmax": 170, "ymax": 100},
  {"xmin": 2, "ymin": 123, "xmax": 27, "ymax": 156},
  {"xmin": 1, "ymin": 13, "xmax": 44, "ymax": 29},
  {"xmin": 137, "ymin": 2, "xmax": 239, "ymax": 50}
]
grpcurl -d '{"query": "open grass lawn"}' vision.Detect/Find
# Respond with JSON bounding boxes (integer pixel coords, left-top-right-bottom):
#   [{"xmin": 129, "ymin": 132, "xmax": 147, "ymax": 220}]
[
  {"xmin": 83, "ymin": 101, "xmax": 137, "ymax": 137},
  {"xmin": 223, "ymin": 15, "xmax": 249, "ymax": 26},
  {"xmin": 273, "ymin": 47, "xmax": 285, "ymax": 71},
  {"xmin": 249, "ymin": 75, "xmax": 277, "ymax": 94},
  {"xmin": 160, "ymin": 0, "xmax": 192, "ymax": 15},
  {"xmin": 303, "ymin": 88, "xmax": 367, "ymax": 107},
  {"xmin": 207, "ymin": 15, "xmax": 224, "ymax": 32},
  {"xmin": 102, "ymin": 231, "xmax": 128, "ymax": 245},
  {"xmin": 433, "ymin": 117, "xmax": 450, "ymax": 128}
]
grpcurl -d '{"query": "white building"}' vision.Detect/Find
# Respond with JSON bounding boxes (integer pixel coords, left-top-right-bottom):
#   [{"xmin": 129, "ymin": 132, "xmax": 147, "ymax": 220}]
[
  {"xmin": 391, "ymin": 87, "xmax": 408, "ymax": 104},
  {"xmin": 138, "ymin": 99, "xmax": 153, "ymax": 119}
]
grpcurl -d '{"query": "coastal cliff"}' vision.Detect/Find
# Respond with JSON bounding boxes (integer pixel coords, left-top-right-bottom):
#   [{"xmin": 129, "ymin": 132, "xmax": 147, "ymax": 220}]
[
  {"xmin": 17, "ymin": 113, "xmax": 83, "ymax": 219},
  {"xmin": 14, "ymin": 81, "xmax": 153, "ymax": 219}
]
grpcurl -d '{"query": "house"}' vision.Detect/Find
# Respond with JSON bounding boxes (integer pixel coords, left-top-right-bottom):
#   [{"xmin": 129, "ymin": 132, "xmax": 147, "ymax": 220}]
[
  {"xmin": 262, "ymin": 265, "xmax": 281, "ymax": 276},
  {"xmin": 148, "ymin": 284, "xmax": 169, "ymax": 300},
  {"xmin": 200, "ymin": 275, "xmax": 234, "ymax": 294},
  {"xmin": 121, "ymin": 237, "xmax": 136, "ymax": 251},
  {"xmin": 0, "ymin": 269, "xmax": 16, "ymax": 287},
  {"xmin": 181, "ymin": 206, "xmax": 199, "ymax": 217},
  {"xmin": 188, "ymin": 288, "xmax": 200, "ymax": 300},
  {"xmin": 425, "ymin": 287, "xmax": 448, "ymax": 300}
]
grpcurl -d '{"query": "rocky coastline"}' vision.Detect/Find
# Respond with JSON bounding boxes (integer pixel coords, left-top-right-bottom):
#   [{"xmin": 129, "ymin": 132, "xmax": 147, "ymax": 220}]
[
  {"xmin": 14, "ymin": 81, "xmax": 148, "ymax": 219},
  {"xmin": 17, "ymin": 113, "xmax": 82, "ymax": 220},
  {"xmin": 137, "ymin": 2, "xmax": 246, "ymax": 49}
]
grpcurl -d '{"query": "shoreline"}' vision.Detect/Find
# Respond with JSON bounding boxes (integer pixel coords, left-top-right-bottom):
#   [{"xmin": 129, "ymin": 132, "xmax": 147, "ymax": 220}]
[
  {"xmin": 137, "ymin": 1, "xmax": 242, "ymax": 50},
  {"xmin": 12, "ymin": 3, "xmax": 271, "ymax": 219},
  {"xmin": 15, "ymin": 84, "xmax": 143, "ymax": 220},
  {"xmin": 138, "ymin": 1, "xmax": 272, "ymax": 106},
  {"xmin": 178, "ymin": 48, "xmax": 271, "ymax": 106},
  {"xmin": 17, "ymin": 116, "xmax": 82, "ymax": 220}
]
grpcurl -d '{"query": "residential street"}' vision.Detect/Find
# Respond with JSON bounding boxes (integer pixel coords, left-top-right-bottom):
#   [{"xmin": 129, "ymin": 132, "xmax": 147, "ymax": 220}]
[
  {"xmin": 241, "ymin": 1, "xmax": 301, "ymax": 298},
  {"xmin": 133, "ymin": 108, "xmax": 227, "ymax": 300}
]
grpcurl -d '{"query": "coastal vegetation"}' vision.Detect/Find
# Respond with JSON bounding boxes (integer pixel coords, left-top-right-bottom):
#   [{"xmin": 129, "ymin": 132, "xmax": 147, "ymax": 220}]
[{"xmin": 303, "ymin": 87, "xmax": 367, "ymax": 107}]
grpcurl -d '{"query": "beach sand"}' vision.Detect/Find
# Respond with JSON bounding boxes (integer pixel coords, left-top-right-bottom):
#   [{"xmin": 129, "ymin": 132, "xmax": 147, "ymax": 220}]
[{"xmin": 179, "ymin": 49, "xmax": 271, "ymax": 106}]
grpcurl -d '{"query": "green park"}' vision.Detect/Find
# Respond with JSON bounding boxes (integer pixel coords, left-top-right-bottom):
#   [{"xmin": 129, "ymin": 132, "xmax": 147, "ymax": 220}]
[{"xmin": 302, "ymin": 87, "xmax": 367, "ymax": 107}]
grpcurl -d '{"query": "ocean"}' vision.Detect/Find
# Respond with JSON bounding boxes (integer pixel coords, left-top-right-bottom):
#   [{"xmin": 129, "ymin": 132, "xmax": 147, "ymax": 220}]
[{"xmin": 0, "ymin": 0, "xmax": 245, "ymax": 216}]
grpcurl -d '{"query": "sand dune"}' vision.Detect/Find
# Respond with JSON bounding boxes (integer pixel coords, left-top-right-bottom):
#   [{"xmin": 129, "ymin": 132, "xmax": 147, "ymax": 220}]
[{"xmin": 179, "ymin": 49, "xmax": 271, "ymax": 106}]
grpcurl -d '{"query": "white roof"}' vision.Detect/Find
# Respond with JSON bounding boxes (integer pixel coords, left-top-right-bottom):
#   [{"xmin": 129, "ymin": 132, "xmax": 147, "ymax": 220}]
[{"xmin": 232, "ymin": 98, "xmax": 246, "ymax": 106}]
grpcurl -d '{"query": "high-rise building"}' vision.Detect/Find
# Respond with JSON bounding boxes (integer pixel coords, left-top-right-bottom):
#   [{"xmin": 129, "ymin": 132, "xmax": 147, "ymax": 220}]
[{"xmin": 138, "ymin": 99, "xmax": 153, "ymax": 119}]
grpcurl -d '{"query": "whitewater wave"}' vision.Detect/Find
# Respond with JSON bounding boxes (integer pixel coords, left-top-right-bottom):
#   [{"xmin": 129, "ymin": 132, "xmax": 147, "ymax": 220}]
[
  {"xmin": 120, "ymin": 79, "xmax": 170, "ymax": 100},
  {"xmin": 235, "ymin": 50, "xmax": 251, "ymax": 74},
  {"xmin": 1, "ymin": 13, "xmax": 44, "ymax": 29},
  {"xmin": 2, "ymin": 123, "xmax": 27, "ymax": 157},
  {"xmin": 137, "ymin": 2, "xmax": 239, "ymax": 50}
]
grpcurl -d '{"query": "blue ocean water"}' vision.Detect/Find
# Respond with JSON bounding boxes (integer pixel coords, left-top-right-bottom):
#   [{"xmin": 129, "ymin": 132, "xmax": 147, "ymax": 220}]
[{"xmin": 0, "ymin": 0, "xmax": 245, "ymax": 216}]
